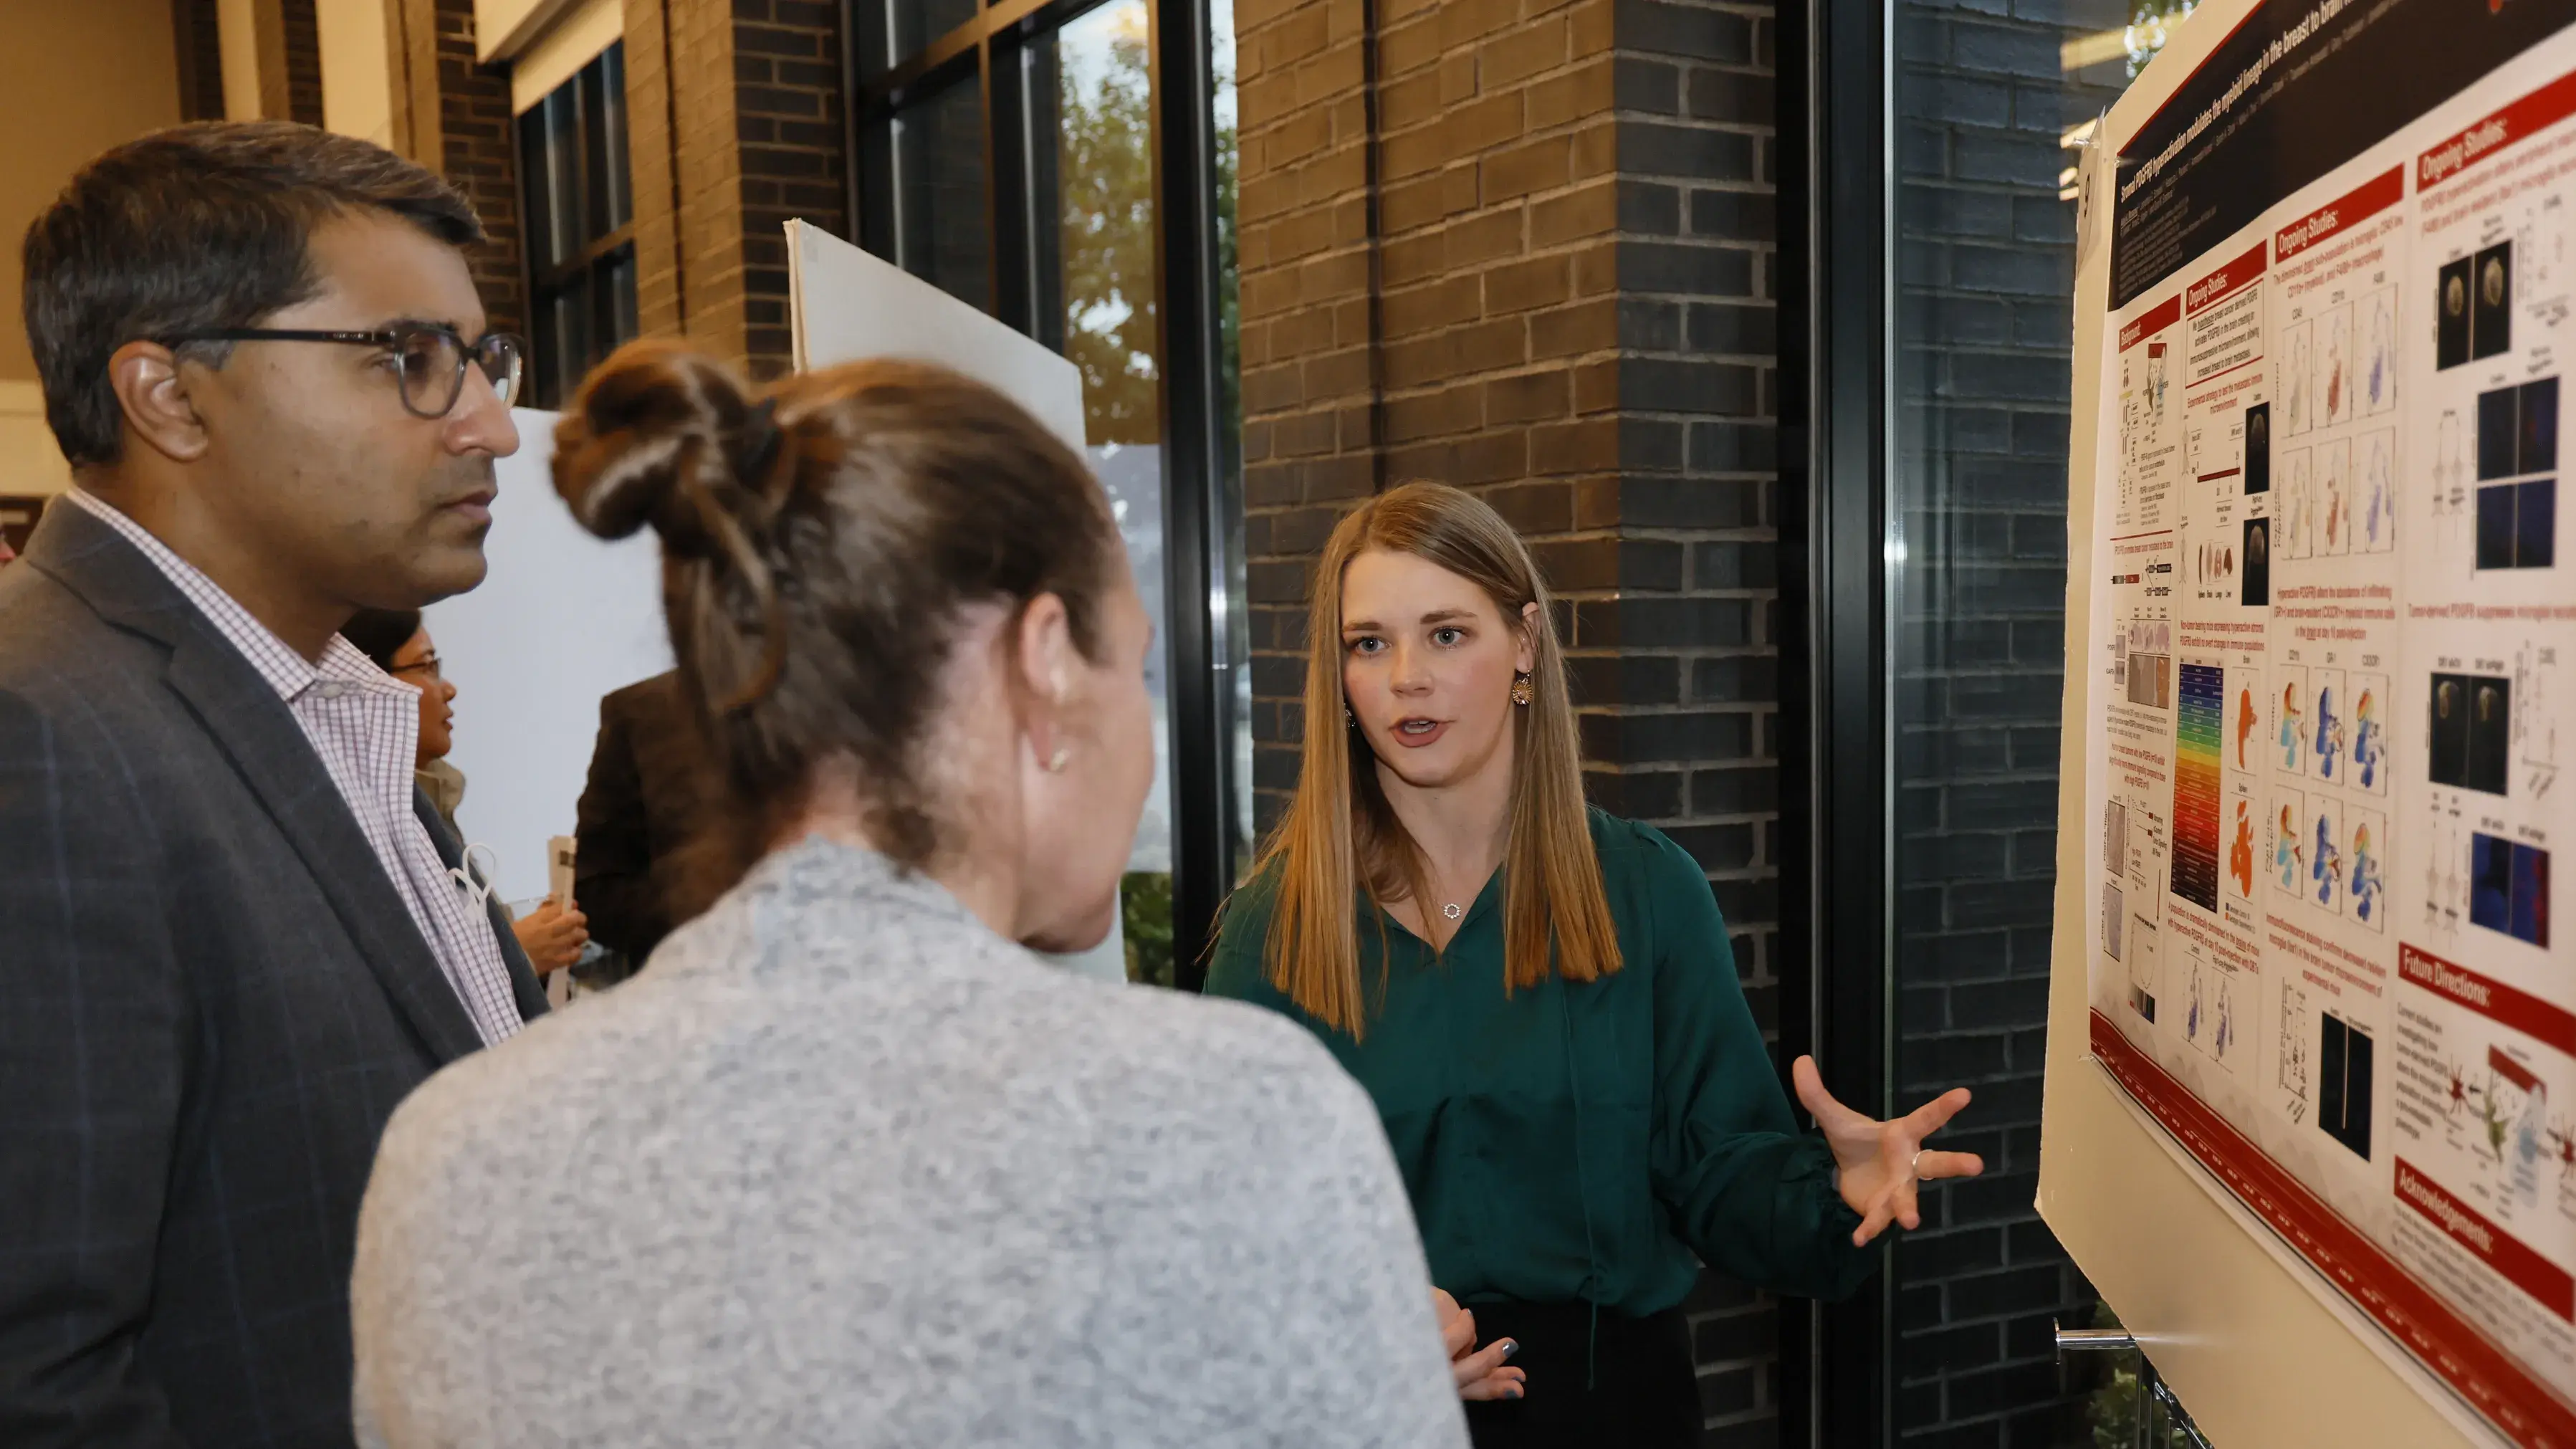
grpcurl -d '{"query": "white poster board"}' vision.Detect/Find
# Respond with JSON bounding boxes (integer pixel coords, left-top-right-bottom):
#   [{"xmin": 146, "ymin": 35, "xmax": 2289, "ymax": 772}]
[
  {"xmin": 785, "ymin": 220, "xmax": 1136, "ymax": 984},
  {"xmin": 424, "ymin": 409, "xmax": 671, "ymax": 905},
  {"xmin": 2042, "ymin": 3, "xmax": 2576, "ymax": 1445}
]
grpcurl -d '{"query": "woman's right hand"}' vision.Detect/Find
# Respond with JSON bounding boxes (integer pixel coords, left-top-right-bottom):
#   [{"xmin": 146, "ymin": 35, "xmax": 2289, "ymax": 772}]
[
  {"xmin": 1434, "ymin": 1288, "xmax": 1525, "ymax": 1402},
  {"xmin": 512, "ymin": 897, "xmax": 590, "ymax": 975}
]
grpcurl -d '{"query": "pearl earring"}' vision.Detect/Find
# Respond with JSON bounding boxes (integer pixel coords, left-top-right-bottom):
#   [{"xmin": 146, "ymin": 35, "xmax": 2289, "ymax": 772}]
[{"xmin": 1045, "ymin": 746, "xmax": 1070, "ymax": 773}]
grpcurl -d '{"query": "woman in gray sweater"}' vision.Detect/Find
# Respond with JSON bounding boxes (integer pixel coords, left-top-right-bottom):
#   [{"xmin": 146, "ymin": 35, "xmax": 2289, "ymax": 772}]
[{"xmin": 349, "ymin": 344, "xmax": 1473, "ymax": 1448}]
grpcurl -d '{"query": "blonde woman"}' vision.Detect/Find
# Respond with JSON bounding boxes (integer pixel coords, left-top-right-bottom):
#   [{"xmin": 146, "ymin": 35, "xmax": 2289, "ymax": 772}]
[{"xmin": 1207, "ymin": 483, "xmax": 1984, "ymax": 1447}]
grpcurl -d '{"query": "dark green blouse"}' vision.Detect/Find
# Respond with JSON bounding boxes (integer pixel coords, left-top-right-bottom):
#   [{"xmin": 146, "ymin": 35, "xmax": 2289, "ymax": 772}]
[{"xmin": 1205, "ymin": 810, "xmax": 1875, "ymax": 1315}]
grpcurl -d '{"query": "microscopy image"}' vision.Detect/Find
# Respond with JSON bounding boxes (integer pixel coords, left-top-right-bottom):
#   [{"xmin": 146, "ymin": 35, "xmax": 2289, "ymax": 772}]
[
  {"xmin": 2518, "ymin": 376, "xmax": 2557, "ymax": 475},
  {"xmin": 2428, "ymin": 671, "xmax": 2512, "ymax": 796},
  {"xmin": 2475, "ymin": 241, "xmax": 2513, "ymax": 361},
  {"xmin": 2243, "ymin": 516, "xmax": 2270, "ymax": 606},
  {"xmin": 2481, "ymin": 383, "xmax": 2520, "ymax": 481},
  {"xmin": 2244, "ymin": 402, "xmax": 2270, "ymax": 494},
  {"xmin": 2438, "ymin": 256, "xmax": 2471, "ymax": 370}
]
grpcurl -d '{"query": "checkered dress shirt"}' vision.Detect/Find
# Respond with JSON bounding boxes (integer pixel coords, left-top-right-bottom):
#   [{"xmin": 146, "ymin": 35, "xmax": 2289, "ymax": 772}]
[{"xmin": 64, "ymin": 489, "xmax": 525, "ymax": 1046}]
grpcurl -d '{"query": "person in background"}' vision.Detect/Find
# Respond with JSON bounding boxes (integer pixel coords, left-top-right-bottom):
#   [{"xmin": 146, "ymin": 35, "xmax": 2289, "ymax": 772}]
[
  {"xmin": 0, "ymin": 121, "xmax": 545, "ymax": 1448},
  {"xmin": 343, "ymin": 608, "xmax": 590, "ymax": 976},
  {"xmin": 1206, "ymin": 482, "xmax": 1984, "ymax": 1448},
  {"xmin": 350, "ymin": 343, "xmax": 1480, "ymax": 1447},
  {"xmin": 573, "ymin": 667, "xmax": 722, "ymax": 965}
]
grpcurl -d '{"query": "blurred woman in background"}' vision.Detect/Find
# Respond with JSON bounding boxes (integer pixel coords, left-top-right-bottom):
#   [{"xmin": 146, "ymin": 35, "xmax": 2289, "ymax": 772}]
[
  {"xmin": 1207, "ymin": 482, "xmax": 1985, "ymax": 1448},
  {"xmin": 349, "ymin": 345, "xmax": 1478, "ymax": 1448},
  {"xmin": 342, "ymin": 608, "xmax": 588, "ymax": 975}
]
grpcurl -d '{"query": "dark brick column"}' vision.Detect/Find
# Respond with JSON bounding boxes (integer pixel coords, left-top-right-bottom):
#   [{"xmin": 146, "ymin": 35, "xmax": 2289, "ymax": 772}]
[{"xmin": 386, "ymin": 0, "xmax": 525, "ymax": 338}]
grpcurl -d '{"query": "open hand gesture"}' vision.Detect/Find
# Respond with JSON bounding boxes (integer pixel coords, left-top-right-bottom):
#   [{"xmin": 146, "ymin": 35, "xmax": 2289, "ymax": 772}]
[{"xmin": 1791, "ymin": 1056, "xmax": 1985, "ymax": 1247}]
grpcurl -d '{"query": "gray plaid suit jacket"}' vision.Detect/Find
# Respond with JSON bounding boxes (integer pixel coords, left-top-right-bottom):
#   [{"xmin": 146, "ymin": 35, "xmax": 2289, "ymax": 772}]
[{"xmin": 0, "ymin": 501, "xmax": 547, "ymax": 1448}]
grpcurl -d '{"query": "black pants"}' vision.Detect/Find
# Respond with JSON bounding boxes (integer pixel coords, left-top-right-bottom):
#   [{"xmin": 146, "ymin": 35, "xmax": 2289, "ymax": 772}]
[{"xmin": 1460, "ymin": 1300, "xmax": 1699, "ymax": 1449}]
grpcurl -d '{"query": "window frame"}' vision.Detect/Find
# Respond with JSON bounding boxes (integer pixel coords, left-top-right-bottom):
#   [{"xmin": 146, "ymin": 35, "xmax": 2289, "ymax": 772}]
[
  {"xmin": 517, "ymin": 42, "xmax": 641, "ymax": 411},
  {"xmin": 839, "ymin": 0, "xmax": 1245, "ymax": 984}
]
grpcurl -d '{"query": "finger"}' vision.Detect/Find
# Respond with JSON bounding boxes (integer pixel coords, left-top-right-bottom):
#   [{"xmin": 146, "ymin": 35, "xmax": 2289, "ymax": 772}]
[
  {"xmin": 1451, "ymin": 1338, "xmax": 1516, "ymax": 1390},
  {"xmin": 1914, "ymin": 1149, "xmax": 1985, "ymax": 1180},
  {"xmin": 1457, "ymin": 1366, "xmax": 1526, "ymax": 1402},
  {"xmin": 1852, "ymin": 1189, "xmax": 1898, "ymax": 1247},
  {"xmin": 1442, "ymin": 1310, "xmax": 1475, "ymax": 1360},
  {"xmin": 1793, "ymin": 1056, "xmax": 1865, "ymax": 1132},
  {"xmin": 1895, "ymin": 1170, "xmax": 1923, "ymax": 1233},
  {"xmin": 1904, "ymin": 1087, "xmax": 1974, "ymax": 1137}
]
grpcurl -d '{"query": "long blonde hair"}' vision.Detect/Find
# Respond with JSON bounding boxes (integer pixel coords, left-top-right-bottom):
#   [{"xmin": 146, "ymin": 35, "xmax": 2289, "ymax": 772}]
[{"xmin": 1251, "ymin": 482, "xmax": 1621, "ymax": 1038}]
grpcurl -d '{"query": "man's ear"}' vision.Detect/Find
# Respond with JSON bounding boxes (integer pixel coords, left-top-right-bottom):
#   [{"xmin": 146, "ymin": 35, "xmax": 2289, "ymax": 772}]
[{"xmin": 107, "ymin": 341, "xmax": 212, "ymax": 464}]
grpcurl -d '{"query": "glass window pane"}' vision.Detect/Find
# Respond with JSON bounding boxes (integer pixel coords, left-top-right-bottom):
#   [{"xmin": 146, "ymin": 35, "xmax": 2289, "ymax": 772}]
[
  {"xmin": 1889, "ymin": 0, "xmax": 2185, "ymax": 1440},
  {"xmin": 1035, "ymin": 0, "xmax": 1175, "ymax": 979},
  {"xmin": 892, "ymin": 76, "xmax": 990, "ymax": 313},
  {"xmin": 858, "ymin": 0, "xmax": 983, "ymax": 77},
  {"xmin": 541, "ymin": 87, "xmax": 583, "ymax": 268},
  {"xmin": 598, "ymin": 42, "xmax": 631, "ymax": 233},
  {"xmin": 1212, "ymin": 0, "xmax": 1250, "ymax": 880},
  {"xmin": 517, "ymin": 103, "xmax": 560, "ymax": 274}
]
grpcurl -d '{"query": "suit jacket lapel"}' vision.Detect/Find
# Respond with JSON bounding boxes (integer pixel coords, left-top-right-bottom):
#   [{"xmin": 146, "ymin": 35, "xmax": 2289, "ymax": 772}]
[
  {"xmin": 27, "ymin": 504, "xmax": 490, "ymax": 1065},
  {"xmin": 413, "ymin": 790, "xmax": 551, "ymax": 1023}
]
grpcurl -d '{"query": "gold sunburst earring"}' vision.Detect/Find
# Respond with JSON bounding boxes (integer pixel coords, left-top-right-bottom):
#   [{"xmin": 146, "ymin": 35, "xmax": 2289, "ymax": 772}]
[{"xmin": 1511, "ymin": 673, "xmax": 1533, "ymax": 706}]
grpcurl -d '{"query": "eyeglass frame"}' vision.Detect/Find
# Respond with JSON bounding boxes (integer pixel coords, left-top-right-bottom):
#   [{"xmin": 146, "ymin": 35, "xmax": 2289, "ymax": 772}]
[{"xmin": 155, "ymin": 324, "xmax": 527, "ymax": 419}]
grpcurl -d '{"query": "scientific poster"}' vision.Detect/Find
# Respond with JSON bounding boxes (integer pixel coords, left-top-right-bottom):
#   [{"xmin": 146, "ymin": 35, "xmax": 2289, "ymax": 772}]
[{"xmin": 2083, "ymin": 3, "xmax": 2576, "ymax": 1441}]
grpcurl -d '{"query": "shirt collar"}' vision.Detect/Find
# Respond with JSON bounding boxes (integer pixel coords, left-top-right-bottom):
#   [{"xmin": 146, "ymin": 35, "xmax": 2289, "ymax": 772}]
[{"xmin": 64, "ymin": 488, "xmax": 415, "ymax": 704}]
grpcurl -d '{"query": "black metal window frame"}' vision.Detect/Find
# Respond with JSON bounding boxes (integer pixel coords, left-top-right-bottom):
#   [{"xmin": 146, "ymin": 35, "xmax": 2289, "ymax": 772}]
[
  {"xmin": 518, "ymin": 41, "xmax": 641, "ymax": 411},
  {"xmin": 1777, "ymin": 0, "xmax": 1895, "ymax": 1441},
  {"xmin": 839, "ymin": 0, "xmax": 1244, "ymax": 984}
]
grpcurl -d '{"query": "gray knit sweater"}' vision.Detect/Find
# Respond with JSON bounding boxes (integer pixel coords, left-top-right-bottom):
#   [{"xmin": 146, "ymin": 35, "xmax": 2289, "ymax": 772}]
[{"xmin": 351, "ymin": 836, "xmax": 1467, "ymax": 1448}]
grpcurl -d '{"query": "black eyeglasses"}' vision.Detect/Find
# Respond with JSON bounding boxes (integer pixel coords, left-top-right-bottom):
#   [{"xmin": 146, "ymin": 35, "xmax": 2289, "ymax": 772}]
[{"xmin": 161, "ymin": 324, "xmax": 526, "ymax": 419}]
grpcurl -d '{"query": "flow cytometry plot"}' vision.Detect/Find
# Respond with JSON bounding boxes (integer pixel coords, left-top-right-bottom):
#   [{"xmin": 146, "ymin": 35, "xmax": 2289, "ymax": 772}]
[
  {"xmin": 2319, "ymin": 1013, "xmax": 2375, "ymax": 1161},
  {"xmin": 2352, "ymin": 671, "xmax": 2389, "ymax": 794},
  {"xmin": 2317, "ymin": 304, "xmax": 2354, "ymax": 430},
  {"xmin": 2309, "ymin": 796, "xmax": 2345, "ymax": 914},
  {"xmin": 2286, "ymin": 320, "xmax": 2314, "ymax": 434},
  {"xmin": 2312, "ymin": 666, "xmax": 2349, "ymax": 785},
  {"xmin": 2514, "ymin": 640, "xmax": 2558, "ymax": 792},
  {"xmin": 2360, "ymin": 429, "xmax": 2395, "ymax": 553},
  {"xmin": 2102, "ymin": 881, "xmax": 2127, "ymax": 960},
  {"xmin": 2349, "ymin": 808, "xmax": 2388, "ymax": 930},
  {"xmin": 2319, "ymin": 440, "xmax": 2352, "ymax": 557},
  {"xmin": 2171, "ymin": 661, "xmax": 2226, "ymax": 913},
  {"xmin": 2270, "ymin": 787, "xmax": 2308, "ymax": 898},
  {"xmin": 2477, "ymin": 479, "xmax": 2557, "ymax": 570},
  {"xmin": 2430, "ymin": 671, "xmax": 2513, "ymax": 796},
  {"xmin": 2244, "ymin": 402, "xmax": 2271, "ymax": 493},
  {"xmin": 2228, "ymin": 792, "xmax": 2259, "ymax": 902},
  {"xmin": 2233, "ymin": 676, "xmax": 2261, "ymax": 770},
  {"xmin": 2470, "ymin": 832, "xmax": 2550, "ymax": 947},
  {"xmin": 2363, "ymin": 287, "xmax": 2397, "ymax": 416},
  {"xmin": 2438, "ymin": 256, "xmax": 2473, "ymax": 370},
  {"xmin": 2276, "ymin": 664, "xmax": 2309, "ymax": 775},
  {"xmin": 2282, "ymin": 448, "xmax": 2314, "ymax": 559},
  {"xmin": 2475, "ymin": 241, "xmax": 2514, "ymax": 362}
]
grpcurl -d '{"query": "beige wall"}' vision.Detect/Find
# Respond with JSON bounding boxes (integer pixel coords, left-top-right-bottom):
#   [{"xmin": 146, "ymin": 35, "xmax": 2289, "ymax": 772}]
[{"xmin": 0, "ymin": 0, "xmax": 185, "ymax": 489}]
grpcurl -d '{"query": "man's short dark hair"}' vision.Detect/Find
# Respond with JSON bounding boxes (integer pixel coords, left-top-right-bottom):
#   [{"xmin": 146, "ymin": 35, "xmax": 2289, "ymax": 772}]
[{"xmin": 21, "ymin": 120, "xmax": 484, "ymax": 469}]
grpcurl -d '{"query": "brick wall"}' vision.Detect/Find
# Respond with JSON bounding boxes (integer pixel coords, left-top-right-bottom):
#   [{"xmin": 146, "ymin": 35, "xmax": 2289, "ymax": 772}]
[
  {"xmin": 388, "ymin": 0, "xmax": 525, "ymax": 338},
  {"xmin": 1237, "ymin": 0, "xmax": 1796, "ymax": 1438},
  {"xmin": 729, "ymin": 0, "xmax": 847, "ymax": 377},
  {"xmin": 283, "ymin": 0, "xmax": 325, "ymax": 126},
  {"xmin": 1886, "ymin": 2, "xmax": 2123, "ymax": 1444},
  {"xmin": 618, "ymin": 0, "xmax": 845, "ymax": 376}
]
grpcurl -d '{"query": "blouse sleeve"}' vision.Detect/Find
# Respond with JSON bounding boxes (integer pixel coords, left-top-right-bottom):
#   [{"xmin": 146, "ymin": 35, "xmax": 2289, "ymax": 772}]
[{"xmin": 1640, "ymin": 831, "xmax": 1877, "ymax": 1303}]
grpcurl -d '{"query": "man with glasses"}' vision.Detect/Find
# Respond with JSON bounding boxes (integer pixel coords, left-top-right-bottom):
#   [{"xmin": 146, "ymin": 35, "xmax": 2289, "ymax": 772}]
[{"xmin": 0, "ymin": 122, "xmax": 549, "ymax": 1448}]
